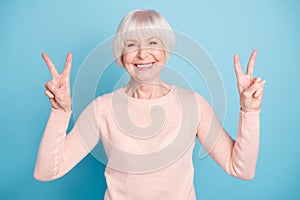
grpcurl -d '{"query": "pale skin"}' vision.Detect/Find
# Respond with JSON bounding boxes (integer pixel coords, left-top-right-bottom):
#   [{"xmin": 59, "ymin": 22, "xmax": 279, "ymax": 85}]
[
  {"xmin": 42, "ymin": 39, "xmax": 265, "ymax": 113},
  {"xmin": 234, "ymin": 50, "xmax": 265, "ymax": 112},
  {"xmin": 121, "ymin": 37, "xmax": 171, "ymax": 99},
  {"xmin": 42, "ymin": 52, "xmax": 72, "ymax": 113}
]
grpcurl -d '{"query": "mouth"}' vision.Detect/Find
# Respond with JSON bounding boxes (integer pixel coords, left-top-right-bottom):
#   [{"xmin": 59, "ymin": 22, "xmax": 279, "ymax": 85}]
[{"xmin": 134, "ymin": 62, "xmax": 155, "ymax": 71}]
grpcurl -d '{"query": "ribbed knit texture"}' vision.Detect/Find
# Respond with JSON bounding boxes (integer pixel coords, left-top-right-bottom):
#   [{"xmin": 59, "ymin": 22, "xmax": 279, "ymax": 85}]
[{"xmin": 34, "ymin": 85, "xmax": 260, "ymax": 199}]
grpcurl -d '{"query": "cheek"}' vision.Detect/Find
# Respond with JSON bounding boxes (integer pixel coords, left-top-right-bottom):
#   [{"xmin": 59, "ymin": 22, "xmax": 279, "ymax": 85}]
[
  {"xmin": 121, "ymin": 55, "xmax": 130, "ymax": 71},
  {"xmin": 122, "ymin": 53, "xmax": 134, "ymax": 65},
  {"xmin": 152, "ymin": 50, "xmax": 166, "ymax": 62}
]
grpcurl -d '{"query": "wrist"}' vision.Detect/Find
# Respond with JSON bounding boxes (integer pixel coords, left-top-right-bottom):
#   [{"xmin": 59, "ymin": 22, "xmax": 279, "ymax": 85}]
[
  {"xmin": 51, "ymin": 106, "xmax": 72, "ymax": 113},
  {"xmin": 62, "ymin": 104, "xmax": 72, "ymax": 113},
  {"xmin": 63, "ymin": 108, "xmax": 72, "ymax": 113},
  {"xmin": 240, "ymin": 107, "xmax": 260, "ymax": 113}
]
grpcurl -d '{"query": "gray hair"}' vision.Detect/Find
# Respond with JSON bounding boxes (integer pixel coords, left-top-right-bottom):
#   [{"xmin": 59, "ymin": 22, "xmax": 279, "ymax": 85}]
[{"xmin": 112, "ymin": 9, "xmax": 175, "ymax": 67}]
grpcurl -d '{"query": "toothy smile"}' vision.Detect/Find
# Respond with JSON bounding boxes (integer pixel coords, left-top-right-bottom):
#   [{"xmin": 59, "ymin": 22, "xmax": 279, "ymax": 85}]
[{"xmin": 135, "ymin": 63, "xmax": 154, "ymax": 68}]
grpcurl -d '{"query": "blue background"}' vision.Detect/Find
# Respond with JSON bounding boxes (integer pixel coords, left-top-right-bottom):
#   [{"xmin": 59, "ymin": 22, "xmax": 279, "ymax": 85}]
[{"xmin": 1, "ymin": 0, "xmax": 300, "ymax": 199}]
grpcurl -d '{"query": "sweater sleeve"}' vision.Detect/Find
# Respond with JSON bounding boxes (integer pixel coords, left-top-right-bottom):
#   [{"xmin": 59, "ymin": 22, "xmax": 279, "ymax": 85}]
[
  {"xmin": 195, "ymin": 94, "xmax": 260, "ymax": 180},
  {"xmin": 34, "ymin": 99, "xmax": 101, "ymax": 181}
]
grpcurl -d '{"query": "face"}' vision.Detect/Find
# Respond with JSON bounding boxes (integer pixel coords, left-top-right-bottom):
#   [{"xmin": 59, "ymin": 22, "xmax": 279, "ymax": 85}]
[{"xmin": 122, "ymin": 36, "xmax": 166, "ymax": 83}]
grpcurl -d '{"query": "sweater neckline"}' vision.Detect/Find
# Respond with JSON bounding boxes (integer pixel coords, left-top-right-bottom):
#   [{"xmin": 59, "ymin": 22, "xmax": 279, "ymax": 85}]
[{"xmin": 116, "ymin": 84, "xmax": 176, "ymax": 104}]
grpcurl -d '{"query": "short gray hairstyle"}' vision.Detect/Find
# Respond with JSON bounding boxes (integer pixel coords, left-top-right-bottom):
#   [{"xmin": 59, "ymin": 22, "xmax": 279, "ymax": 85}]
[{"xmin": 112, "ymin": 9, "xmax": 175, "ymax": 67}]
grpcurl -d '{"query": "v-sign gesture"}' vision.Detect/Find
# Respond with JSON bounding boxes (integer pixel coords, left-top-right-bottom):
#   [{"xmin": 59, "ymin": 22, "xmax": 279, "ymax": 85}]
[
  {"xmin": 42, "ymin": 52, "xmax": 72, "ymax": 113},
  {"xmin": 234, "ymin": 50, "xmax": 265, "ymax": 112}
]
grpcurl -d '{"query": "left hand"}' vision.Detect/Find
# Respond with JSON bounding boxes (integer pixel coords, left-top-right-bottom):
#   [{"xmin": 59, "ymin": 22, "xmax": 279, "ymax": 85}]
[{"xmin": 234, "ymin": 50, "xmax": 266, "ymax": 112}]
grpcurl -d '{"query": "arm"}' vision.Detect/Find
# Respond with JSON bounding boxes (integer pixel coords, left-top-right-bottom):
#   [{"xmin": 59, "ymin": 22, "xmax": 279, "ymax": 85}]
[
  {"xmin": 196, "ymin": 50, "xmax": 265, "ymax": 180},
  {"xmin": 196, "ymin": 95, "xmax": 260, "ymax": 180},
  {"xmin": 34, "ymin": 53, "xmax": 100, "ymax": 181},
  {"xmin": 34, "ymin": 101, "xmax": 100, "ymax": 181}
]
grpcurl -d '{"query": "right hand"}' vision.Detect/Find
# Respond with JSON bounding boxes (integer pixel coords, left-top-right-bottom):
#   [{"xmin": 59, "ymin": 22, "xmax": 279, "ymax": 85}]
[{"xmin": 42, "ymin": 52, "xmax": 72, "ymax": 113}]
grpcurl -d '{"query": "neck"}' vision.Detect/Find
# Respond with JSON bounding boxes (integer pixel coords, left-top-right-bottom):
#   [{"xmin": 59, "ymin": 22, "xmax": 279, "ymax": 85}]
[{"xmin": 124, "ymin": 78, "xmax": 171, "ymax": 99}]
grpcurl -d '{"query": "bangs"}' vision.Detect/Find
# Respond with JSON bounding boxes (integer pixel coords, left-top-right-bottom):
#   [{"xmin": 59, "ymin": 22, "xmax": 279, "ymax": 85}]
[{"xmin": 121, "ymin": 28, "xmax": 168, "ymax": 46}]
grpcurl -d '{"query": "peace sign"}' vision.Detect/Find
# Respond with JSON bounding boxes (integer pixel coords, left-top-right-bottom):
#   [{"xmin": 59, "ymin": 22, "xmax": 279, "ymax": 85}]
[
  {"xmin": 42, "ymin": 52, "xmax": 72, "ymax": 113},
  {"xmin": 234, "ymin": 50, "xmax": 265, "ymax": 112}
]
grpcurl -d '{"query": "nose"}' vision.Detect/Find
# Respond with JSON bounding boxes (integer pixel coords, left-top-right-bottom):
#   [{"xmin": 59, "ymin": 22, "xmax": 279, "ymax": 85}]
[{"xmin": 137, "ymin": 47, "xmax": 149, "ymax": 59}]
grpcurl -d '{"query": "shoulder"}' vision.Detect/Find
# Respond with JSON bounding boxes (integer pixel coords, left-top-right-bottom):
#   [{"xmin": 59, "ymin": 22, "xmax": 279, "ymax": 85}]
[
  {"xmin": 94, "ymin": 90, "xmax": 114, "ymax": 104},
  {"xmin": 173, "ymin": 85, "xmax": 213, "ymax": 115},
  {"xmin": 172, "ymin": 85, "xmax": 212, "ymax": 113},
  {"xmin": 93, "ymin": 88, "xmax": 125, "ymax": 110},
  {"xmin": 172, "ymin": 85, "xmax": 194, "ymax": 96},
  {"xmin": 173, "ymin": 85, "xmax": 208, "ymax": 104}
]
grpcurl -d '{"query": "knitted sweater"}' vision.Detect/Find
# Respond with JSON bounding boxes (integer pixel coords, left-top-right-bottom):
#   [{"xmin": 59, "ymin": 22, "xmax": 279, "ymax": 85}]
[{"xmin": 34, "ymin": 85, "xmax": 260, "ymax": 200}]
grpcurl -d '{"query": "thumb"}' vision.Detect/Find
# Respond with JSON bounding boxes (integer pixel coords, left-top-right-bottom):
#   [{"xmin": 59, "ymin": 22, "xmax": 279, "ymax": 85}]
[
  {"xmin": 45, "ymin": 82, "xmax": 61, "ymax": 98},
  {"xmin": 242, "ymin": 79, "xmax": 265, "ymax": 98}
]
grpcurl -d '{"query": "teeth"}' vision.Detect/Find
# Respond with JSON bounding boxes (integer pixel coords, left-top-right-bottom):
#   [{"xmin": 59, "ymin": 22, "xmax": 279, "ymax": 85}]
[{"xmin": 136, "ymin": 63, "xmax": 153, "ymax": 68}]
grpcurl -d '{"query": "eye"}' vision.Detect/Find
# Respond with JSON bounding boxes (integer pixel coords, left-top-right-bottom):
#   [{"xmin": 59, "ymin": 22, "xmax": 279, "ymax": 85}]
[
  {"xmin": 149, "ymin": 41, "xmax": 158, "ymax": 45},
  {"xmin": 127, "ymin": 43, "xmax": 137, "ymax": 48}
]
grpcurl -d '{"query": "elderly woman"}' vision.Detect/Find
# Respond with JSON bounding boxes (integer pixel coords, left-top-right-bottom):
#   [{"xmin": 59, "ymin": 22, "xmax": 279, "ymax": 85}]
[{"xmin": 34, "ymin": 9, "xmax": 265, "ymax": 200}]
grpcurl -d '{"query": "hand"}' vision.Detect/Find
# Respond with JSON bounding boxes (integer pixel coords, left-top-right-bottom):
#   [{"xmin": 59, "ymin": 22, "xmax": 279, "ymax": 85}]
[
  {"xmin": 42, "ymin": 52, "xmax": 72, "ymax": 113},
  {"xmin": 234, "ymin": 50, "xmax": 265, "ymax": 112}
]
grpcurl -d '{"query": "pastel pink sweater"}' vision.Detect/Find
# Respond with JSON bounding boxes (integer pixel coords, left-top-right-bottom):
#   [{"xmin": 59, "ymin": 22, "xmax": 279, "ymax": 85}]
[{"xmin": 34, "ymin": 85, "xmax": 260, "ymax": 200}]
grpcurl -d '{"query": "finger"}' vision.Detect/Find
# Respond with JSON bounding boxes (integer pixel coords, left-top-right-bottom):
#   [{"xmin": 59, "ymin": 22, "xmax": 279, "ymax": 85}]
[
  {"xmin": 58, "ymin": 78, "xmax": 71, "ymax": 95},
  {"xmin": 45, "ymin": 82, "xmax": 61, "ymax": 97},
  {"xmin": 42, "ymin": 52, "xmax": 59, "ymax": 77},
  {"xmin": 234, "ymin": 54, "xmax": 244, "ymax": 82},
  {"xmin": 251, "ymin": 77, "xmax": 262, "ymax": 85},
  {"xmin": 243, "ymin": 79, "xmax": 265, "ymax": 98},
  {"xmin": 49, "ymin": 98, "xmax": 59, "ymax": 109},
  {"xmin": 62, "ymin": 52, "xmax": 72, "ymax": 77},
  {"xmin": 45, "ymin": 89, "xmax": 55, "ymax": 98},
  {"xmin": 253, "ymin": 78, "xmax": 265, "ymax": 98},
  {"xmin": 254, "ymin": 86, "xmax": 264, "ymax": 98},
  {"xmin": 246, "ymin": 50, "xmax": 257, "ymax": 78}
]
